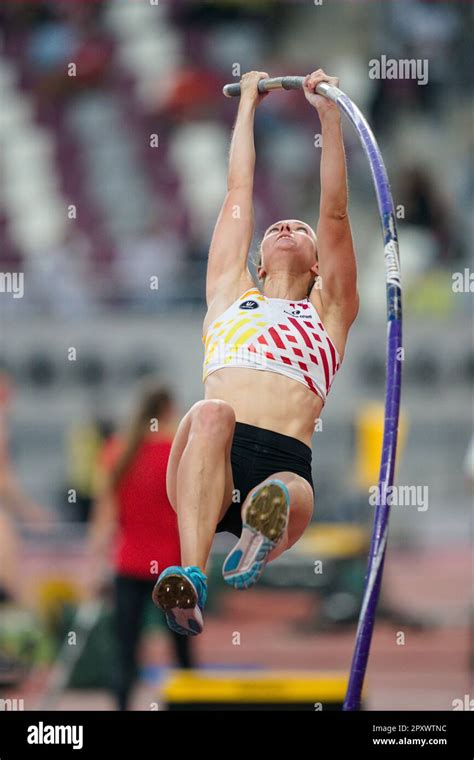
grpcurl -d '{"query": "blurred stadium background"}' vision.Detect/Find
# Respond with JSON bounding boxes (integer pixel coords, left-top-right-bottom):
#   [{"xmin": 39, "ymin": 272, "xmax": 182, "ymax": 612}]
[{"xmin": 0, "ymin": 0, "xmax": 472, "ymax": 711}]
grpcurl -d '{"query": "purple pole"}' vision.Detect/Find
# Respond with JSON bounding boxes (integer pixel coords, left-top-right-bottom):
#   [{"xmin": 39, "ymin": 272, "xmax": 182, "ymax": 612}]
[
  {"xmin": 325, "ymin": 89, "xmax": 403, "ymax": 711},
  {"xmin": 223, "ymin": 77, "xmax": 403, "ymax": 710}
]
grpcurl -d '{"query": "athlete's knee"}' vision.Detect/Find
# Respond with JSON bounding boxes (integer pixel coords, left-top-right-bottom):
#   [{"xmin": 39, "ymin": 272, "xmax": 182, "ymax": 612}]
[
  {"xmin": 189, "ymin": 399, "xmax": 236, "ymax": 439},
  {"xmin": 294, "ymin": 476, "xmax": 314, "ymax": 520},
  {"xmin": 271, "ymin": 471, "xmax": 314, "ymax": 502},
  {"xmin": 296, "ymin": 475, "xmax": 315, "ymax": 506},
  {"xmin": 288, "ymin": 476, "xmax": 314, "ymax": 539},
  {"xmin": 276, "ymin": 472, "xmax": 314, "ymax": 524}
]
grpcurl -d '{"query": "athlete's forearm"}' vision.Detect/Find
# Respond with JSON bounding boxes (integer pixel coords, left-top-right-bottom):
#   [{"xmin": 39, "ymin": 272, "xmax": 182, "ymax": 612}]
[
  {"xmin": 227, "ymin": 98, "xmax": 256, "ymax": 191},
  {"xmin": 319, "ymin": 111, "xmax": 348, "ymax": 220}
]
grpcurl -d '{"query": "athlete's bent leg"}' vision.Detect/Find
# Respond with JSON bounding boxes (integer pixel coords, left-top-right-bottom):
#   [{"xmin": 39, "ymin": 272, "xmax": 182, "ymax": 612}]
[
  {"xmin": 166, "ymin": 399, "xmax": 236, "ymax": 570},
  {"xmin": 223, "ymin": 471, "xmax": 313, "ymax": 589},
  {"xmin": 152, "ymin": 400, "xmax": 235, "ymax": 635}
]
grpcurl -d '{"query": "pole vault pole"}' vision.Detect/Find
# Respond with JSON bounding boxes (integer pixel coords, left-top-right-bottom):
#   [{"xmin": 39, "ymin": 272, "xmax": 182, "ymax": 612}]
[{"xmin": 223, "ymin": 75, "xmax": 403, "ymax": 710}]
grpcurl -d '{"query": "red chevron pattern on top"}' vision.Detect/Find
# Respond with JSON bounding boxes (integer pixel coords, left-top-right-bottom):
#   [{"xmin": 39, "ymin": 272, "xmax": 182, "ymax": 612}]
[{"xmin": 203, "ymin": 288, "xmax": 342, "ymax": 403}]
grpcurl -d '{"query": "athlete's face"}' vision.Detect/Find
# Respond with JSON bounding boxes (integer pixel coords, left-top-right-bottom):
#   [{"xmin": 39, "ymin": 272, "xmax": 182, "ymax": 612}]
[{"xmin": 259, "ymin": 220, "xmax": 318, "ymax": 280}]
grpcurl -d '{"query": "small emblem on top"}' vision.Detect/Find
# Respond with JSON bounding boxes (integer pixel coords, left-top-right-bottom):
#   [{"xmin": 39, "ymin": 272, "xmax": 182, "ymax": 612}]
[{"xmin": 239, "ymin": 300, "xmax": 259, "ymax": 310}]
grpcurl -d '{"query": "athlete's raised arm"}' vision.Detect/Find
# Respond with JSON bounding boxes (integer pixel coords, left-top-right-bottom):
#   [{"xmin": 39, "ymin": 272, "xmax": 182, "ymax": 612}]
[
  {"xmin": 304, "ymin": 70, "xmax": 359, "ymax": 338},
  {"xmin": 206, "ymin": 71, "xmax": 269, "ymax": 307}
]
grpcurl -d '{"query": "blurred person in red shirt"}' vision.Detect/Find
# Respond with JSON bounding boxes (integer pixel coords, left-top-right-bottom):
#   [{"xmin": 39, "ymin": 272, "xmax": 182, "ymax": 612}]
[{"xmin": 88, "ymin": 381, "xmax": 195, "ymax": 710}]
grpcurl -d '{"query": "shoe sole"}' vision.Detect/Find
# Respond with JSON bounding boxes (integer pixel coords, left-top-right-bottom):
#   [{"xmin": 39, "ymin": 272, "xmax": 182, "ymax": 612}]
[
  {"xmin": 223, "ymin": 480, "xmax": 290, "ymax": 590},
  {"xmin": 152, "ymin": 573, "xmax": 203, "ymax": 636}
]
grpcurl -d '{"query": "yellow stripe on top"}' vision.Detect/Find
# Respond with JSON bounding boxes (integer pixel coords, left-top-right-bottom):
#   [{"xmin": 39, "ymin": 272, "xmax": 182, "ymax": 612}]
[
  {"xmin": 233, "ymin": 326, "xmax": 259, "ymax": 346},
  {"xmin": 223, "ymin": 317, "xmax": 251, "ymax": 342},
  {"xmin": 202, "ymin": 289, "xmax": 268, "ymax": 375}
]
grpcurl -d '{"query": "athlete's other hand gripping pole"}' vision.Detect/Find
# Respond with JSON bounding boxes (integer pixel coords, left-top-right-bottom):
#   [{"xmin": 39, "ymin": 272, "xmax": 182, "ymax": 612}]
[{"xmin": 223, "ymin": 72, "xmax": 403, "ymax": 711}]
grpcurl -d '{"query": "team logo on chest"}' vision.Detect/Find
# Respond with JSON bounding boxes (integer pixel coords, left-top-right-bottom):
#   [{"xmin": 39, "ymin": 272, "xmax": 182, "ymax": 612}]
[
  {"xmin": 283, "ymin": 303, "xmax": 311, "ymax": 319},
  {"xmin": 239, "ymin": 300, "xmax": 259, "ymax": 310}
]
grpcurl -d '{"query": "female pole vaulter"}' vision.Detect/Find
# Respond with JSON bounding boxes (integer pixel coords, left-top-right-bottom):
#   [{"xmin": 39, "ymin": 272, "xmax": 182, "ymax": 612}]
[{"xmin": 152, "ymin": 69, "xmax": 359, "ymax": 635}]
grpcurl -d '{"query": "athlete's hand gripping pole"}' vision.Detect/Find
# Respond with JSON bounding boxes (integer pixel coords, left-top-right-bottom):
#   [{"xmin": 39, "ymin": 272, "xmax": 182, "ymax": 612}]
[{"xmin": 223, "ymin": 75, "xmax": 341, "ymax": 102}]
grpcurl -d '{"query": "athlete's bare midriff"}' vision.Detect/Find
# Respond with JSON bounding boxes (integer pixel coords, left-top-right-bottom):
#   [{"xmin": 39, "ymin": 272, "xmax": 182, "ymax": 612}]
[{"xmin": 204, "ymin": 367, "xmax": 323, "ymax": 447}]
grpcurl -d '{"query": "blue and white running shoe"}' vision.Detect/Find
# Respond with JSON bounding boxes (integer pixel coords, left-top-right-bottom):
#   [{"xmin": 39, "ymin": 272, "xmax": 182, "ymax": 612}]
[
  {"xmin": 222, "ymin": 479, "xmax": 290, "ymax": 590},
  {"xmin": 152, "ymin": 565, "xmax": 207, "ymax": 636}
]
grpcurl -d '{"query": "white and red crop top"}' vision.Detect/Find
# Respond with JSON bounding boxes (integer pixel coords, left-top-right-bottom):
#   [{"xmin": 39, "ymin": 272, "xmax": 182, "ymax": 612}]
[{"xmin": 202, "ymin": 288, "xmax": 341, "ymax": 403}]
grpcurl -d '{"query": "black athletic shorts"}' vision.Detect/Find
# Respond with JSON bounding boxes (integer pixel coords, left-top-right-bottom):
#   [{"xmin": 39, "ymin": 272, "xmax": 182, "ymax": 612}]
[{"xmin": 216, "ymin": 422, "xmax": 314, "ymax": 538}]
